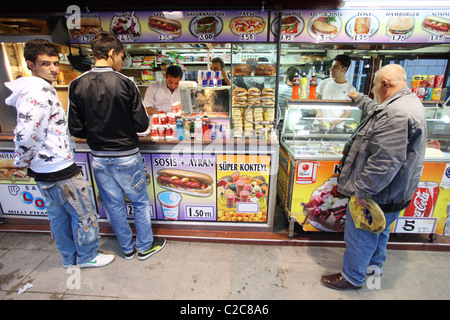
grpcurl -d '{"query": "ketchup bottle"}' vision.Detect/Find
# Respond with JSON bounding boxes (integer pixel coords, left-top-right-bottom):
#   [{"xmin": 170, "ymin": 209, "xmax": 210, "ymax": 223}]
[{"xmin": 291, "ymin": 73, "xmax": 299, "ymax": 100}]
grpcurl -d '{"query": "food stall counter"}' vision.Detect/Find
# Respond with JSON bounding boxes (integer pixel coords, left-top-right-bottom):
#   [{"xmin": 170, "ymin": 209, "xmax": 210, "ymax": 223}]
[
  {"xmin": 0, "ymin": 133, "xmax": 280, "ymax": 234},
  {"xmin": 277, "ymin": 99, "xmax": 450, "ymax": 238}
]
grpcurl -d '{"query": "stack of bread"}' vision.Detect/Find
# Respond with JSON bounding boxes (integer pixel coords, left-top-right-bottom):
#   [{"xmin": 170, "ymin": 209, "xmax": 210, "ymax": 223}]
[
  {"xmin": 232, "ymin": 87, "xmax": 247, "ymax": 107},
  {"xmin": 261, "ymin": 88, "xmax": 275, "ymax": 130},
  {"xmin": 232, "ymin": 107, "xmax": 243, "ymax": 137},
  {"xmin": 232, "ymin": 87, "xmax": 246, "ymax": 137},
  {"xmin": 231, "ymin": 86, "xmax": 277, "ymax": 137}
]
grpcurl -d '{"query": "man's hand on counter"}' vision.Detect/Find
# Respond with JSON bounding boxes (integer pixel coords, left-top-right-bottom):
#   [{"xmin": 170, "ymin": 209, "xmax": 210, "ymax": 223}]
[
  {"xmin": 348, "ymin": 91, "xmax": 360, "ymax": 100},
  {"xmin": 145, "ymin": 107, "xmax": 160, "ymax": 115}
]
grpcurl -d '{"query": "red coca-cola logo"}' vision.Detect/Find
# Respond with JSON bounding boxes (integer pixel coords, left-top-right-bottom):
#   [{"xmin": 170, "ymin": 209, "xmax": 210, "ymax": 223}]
[
  {"xmin": 403, "ymin": 182, "xmax": 439, "ymax": 218},
  {"xmin": 412, "ymin": 189, "xmax": 430, "ymax": 217}
]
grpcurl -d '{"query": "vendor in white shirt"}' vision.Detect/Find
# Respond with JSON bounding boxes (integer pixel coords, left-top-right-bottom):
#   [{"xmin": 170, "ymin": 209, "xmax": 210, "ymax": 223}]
[
  {"xmin": 143, "ymin": 65, "xmax": 183, "ymax": 114},
  {"xmin": 315, "ymin": 54, "xmax": 356, "ymax": 130}
]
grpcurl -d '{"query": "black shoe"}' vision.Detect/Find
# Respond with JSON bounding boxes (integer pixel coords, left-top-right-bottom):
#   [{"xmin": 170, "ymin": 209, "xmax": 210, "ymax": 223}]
[
  {"xmin": 138, "ymin": 238, "xmax": 166, "ymax": 261},
  {"xmin": 123, "ymin": 247, "xmax": 137, "ymax": 260}
]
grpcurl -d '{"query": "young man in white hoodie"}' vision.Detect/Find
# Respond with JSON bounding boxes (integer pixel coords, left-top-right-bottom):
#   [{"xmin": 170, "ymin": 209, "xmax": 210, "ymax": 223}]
[{"xmin": 4, "ymin": 39, "xmax": 114, "ymax": 268}]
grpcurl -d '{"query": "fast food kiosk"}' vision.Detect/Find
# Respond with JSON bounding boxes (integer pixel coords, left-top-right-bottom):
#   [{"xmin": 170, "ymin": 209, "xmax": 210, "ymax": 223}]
[
  {"xmin": 272, "ymin": 9, "xmax": 450, "ymax": 239},
  {"xmin": 0, "ymin": 9, "xmax": 282, "ymax": 235},
  {"xmin": 0, "ymin": 7, "xmax": 449, "ymax": 241}
]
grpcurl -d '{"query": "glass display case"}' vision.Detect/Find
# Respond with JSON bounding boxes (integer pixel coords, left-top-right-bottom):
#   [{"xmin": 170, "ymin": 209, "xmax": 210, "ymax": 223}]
[
  {"xmin": 230, "ymin": 43, "xmax": 278, "ymax": 138},
  {"xmin": 424, "ymin": 99, "xmax": 450, "ymax": 159},
  {"xmin": 278, "ymin": 98, "xmax": 450, "ymax": 237},
  {"xmin": 280, "ymin": 100, "xmax": 362, "ymax": 159},
  {"xmin": 179, "ymin": 85, "xmax": 232, "ymax": 138}
]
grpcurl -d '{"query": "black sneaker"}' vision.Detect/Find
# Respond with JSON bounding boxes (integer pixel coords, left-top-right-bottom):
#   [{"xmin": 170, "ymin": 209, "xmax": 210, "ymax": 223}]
[
  {"xmin": 124, "ymin": 247, "xmax": 136, "ymax": 260},
  {"xmin": 138, "ymin": 238, "xmax": 166, "ymax": 261}
]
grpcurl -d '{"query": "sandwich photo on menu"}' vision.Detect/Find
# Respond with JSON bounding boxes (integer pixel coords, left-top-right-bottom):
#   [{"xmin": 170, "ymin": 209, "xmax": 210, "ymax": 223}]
[
  {"xmin": 386, "ymin": 16, "xmax": 415, "ymax": 37},
  {"xmin": 309, "ymin": 15, "xmax": 341, "ymax": 39},
  {"xmin": 70, "ymin": 16, "xmax": 103, "ymax": 39},
  {"xmin": 148, "ymin": 16, "xmax": 182, "ymax": 37},
  {"xmin": 422, "ymin": 16, "xmax": 450, "ymax": 37},
  {"xmin": 345, "ymin": 15, "xmax": 379, "ymax": 38}
]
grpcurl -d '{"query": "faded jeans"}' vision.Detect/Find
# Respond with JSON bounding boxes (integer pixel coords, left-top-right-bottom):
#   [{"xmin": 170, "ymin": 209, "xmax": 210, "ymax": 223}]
[
  {"xmin": 341, "ymin": 206, "xmax": 401, "ymax": 286},
  {"xmin": 91, "ymin": 153, "xmax": 154, "ymax": 253},
  {"xmin": 36, "ymin": 172, "xmax": 99, "ymax": 266}
]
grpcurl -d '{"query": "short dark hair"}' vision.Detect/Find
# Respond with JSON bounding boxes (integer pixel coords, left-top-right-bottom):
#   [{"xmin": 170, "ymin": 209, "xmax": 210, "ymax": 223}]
[
  {"xmin": 90, "ymin": 32, "xmax": 124, "ymax": 60},
  {"xmin": 286, "ymin": 66, "xmax": 299, "ymax": 82},
  {"xmin": 166, "ymin": 65, "xmax": 183, "ymax": 79},
  {"xmin": 161, "ymin": 60, "xmax": 173, "ymax": 67},
  {"xmin": 24, "ymin": 39, "xmax": 59, "ymax": 64},
  {"xmin": 334, "ymin": 54, "xmax": 352, "ymax": 70},
  {"xmin": 211, "ymin": 57, "xmax": 224, "ymax": 69}
]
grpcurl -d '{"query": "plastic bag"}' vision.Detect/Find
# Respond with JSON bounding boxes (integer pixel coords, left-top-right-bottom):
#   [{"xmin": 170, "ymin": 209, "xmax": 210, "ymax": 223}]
[{"xmin": 349, "ymin": 196, "xmax": 386, "ymax": 233}]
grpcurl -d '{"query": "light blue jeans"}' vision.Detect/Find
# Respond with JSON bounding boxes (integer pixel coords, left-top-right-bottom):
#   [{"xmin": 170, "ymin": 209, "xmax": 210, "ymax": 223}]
[
  {"xmin": 36, "ymin": 172, "xmax": 99, "ymax": 266},
  {"xmin": 341, "ymin": 206, "xmax": 401, "ymax": 287},
  {"xmin": 91, "ymin": 153, "xmax": 154, "ymax": 253}
]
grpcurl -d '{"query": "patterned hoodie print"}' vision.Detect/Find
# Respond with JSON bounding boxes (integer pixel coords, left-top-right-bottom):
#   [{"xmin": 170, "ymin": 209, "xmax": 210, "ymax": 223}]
[{"xmin": 4, "ymin": 76, "xmax": 75, "ymax": 173}]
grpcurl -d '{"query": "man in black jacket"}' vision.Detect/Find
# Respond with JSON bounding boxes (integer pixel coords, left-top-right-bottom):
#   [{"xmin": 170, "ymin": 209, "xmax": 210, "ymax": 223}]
[{"xmin": 68, "ymin": 32, "xmax": 166, "ymax": 261}]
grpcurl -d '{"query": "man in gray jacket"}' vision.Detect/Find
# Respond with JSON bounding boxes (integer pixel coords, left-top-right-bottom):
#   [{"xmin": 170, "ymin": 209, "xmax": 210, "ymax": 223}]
[{"xmin": 321, "ymin": 64, "xmax": 427, "ymax": 290}]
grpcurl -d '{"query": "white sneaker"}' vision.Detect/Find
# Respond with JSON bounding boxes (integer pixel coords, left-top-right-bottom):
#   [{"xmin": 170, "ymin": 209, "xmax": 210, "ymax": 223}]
[{"xmin": 77, "ymin": 253, "xmax": 115, "ymax": 268}]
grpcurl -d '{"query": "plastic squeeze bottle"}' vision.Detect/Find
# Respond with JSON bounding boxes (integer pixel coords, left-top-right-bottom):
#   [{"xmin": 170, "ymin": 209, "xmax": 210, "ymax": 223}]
[
  {"xmin": 291, "ymin": 73, "xmax": 300, "ymax": 99},
  {"xmin": 300, "ymin": 72, "xmax": 308, "ymax": 99}
]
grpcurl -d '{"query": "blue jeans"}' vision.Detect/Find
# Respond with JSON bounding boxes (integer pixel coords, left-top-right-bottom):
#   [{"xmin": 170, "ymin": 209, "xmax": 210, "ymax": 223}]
[
  {"xmin": 91, "ymin": 153, "xmax": 154, "ymax": 253},
  {"xmin": 36, "ymin": 172, "xmax": 99, "ymax": 266},
  {"xmin": 341, "ymin": 206, "xmax": 401, "ymax": 287}
]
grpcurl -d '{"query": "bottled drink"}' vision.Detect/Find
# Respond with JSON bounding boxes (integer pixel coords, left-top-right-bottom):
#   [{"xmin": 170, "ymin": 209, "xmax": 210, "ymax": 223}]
[
  {"xmin": 194, "ymin": 115, "xmax": 202, "ymax": 141},
  {"xmin": 300, "ymin": 72, "xmax": 307, "ymax": 99},
  {"xmin": 202, "ymin": 115, "xmax": 210, "ymax": 140},
  {"xmin": 291, "ymin": 73, "xmax": 299, "ymax": 99},
  {"xmin": 184, "ymin": 120, "xmax": 191, "ymax": 140},
  {"xmin": 309, "ymin": 75, "xmax": 317, "ymax": 100},
  {"xmin": 176, "ymin": 117, "xmax": 184, "ymax": 140}
]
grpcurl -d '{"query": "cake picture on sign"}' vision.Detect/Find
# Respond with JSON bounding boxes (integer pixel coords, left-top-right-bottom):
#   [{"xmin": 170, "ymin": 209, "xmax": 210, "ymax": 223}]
[{"xmin": 301, "ymin": 177, "xmax": 348, "ymax": 232}]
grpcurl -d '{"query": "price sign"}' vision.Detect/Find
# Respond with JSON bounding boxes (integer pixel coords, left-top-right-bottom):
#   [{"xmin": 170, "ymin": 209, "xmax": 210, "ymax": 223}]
[
  {"xmin": 393, "ymin": 217, "xmax": 437, "ymax": 234},
  {"xmin": 429, "ymin": 34, "xmax": 445, "ymax": 42},
  {"xmin": 353, "ymin": 34, "xmax": 369, "ymax": 41},
  {"xmin": 236, "ymin": 202, "xmax": 259, "ymax": 213},
  {"xmin": 316, "ymin": 34, "xmax": 332, "ymax": 42},
  {"xmin": 117, "ymin": 34, "xmax": 136, "ymax": 42},
  {"xmin": 240, "ymin": 33, "xmax": 255, "ymax": 41},
  {"xmin": 390, "ymin": 35, "xmax": 407, "ymax": 42},
  {"xmin": 79, "ymin": 35, "xmax": 95, "ymax": 42},
  {"xmin": 126, "ymin": 204, "xmax": 155, "ymax": 219},
  {"xmin": 185, "ymin": 205, "xmax": 215, "ymax": 220},
  {"xmin": 159, "ymin": 34, "xmax": 174, "ymax": 41},
  {"xmin": 281, "ymin": 34, "xmax": 295, "ymax": 41},
  {"xmin": 198, "ymin": 33, "xmax": 215, "ymax": 41}
]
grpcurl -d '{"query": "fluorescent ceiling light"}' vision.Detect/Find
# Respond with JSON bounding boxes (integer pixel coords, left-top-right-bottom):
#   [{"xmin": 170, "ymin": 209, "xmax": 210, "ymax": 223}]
[{"xmin": 342, "ymin": 0, "xmax": 450, "ymax": 8}]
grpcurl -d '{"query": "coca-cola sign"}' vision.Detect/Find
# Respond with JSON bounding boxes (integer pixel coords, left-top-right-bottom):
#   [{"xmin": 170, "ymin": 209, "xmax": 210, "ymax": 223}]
[{"xmin": 403, "ymin": 182, "xmax": 439, "ymax": 218}]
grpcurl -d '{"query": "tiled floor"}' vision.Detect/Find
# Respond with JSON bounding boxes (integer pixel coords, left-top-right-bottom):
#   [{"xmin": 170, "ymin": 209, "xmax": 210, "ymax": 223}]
[{"xmin": 1, "ymin": 231, "xmax": 449, "ymax": 300}]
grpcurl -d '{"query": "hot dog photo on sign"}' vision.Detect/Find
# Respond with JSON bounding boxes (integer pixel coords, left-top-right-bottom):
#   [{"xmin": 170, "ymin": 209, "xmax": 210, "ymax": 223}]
[
  {"xmin": 148, "ymin": 16, "xmax": 182, "ymax": 37},
  {"xmin": 156, "ymin": 169, "xmax": 213, "ymax": 197}
]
